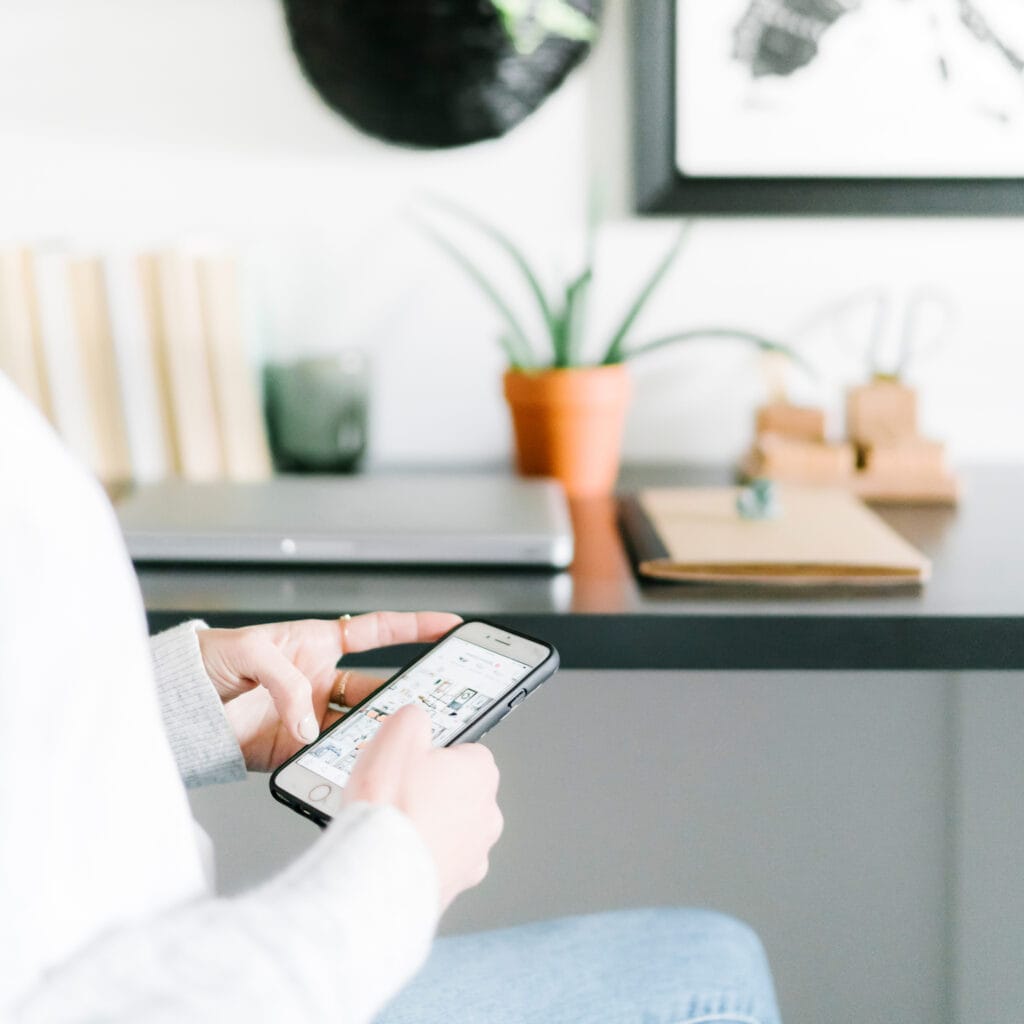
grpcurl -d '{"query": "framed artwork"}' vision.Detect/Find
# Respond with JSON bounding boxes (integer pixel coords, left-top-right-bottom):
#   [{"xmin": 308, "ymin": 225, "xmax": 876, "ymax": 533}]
[{"xmin": 634, "ymin": 0, "xmax": 1024, "ymax": 215}]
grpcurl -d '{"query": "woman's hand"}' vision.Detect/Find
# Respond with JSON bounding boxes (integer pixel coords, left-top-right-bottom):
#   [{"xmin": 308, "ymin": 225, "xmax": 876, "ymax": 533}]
[
  {"xmin": 345, "ymin": 704, "xmax": 503, "ymax": 912},
  {"xmin": 197, "ymin": 611, "xmax": 461, "ymax": 772}
]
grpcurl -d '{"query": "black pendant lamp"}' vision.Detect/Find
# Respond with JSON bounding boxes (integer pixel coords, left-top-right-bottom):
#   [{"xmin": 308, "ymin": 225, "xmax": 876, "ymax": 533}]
[{"xmin": 281, "ymin": 0, "xmax": 603, "ymax": 148}]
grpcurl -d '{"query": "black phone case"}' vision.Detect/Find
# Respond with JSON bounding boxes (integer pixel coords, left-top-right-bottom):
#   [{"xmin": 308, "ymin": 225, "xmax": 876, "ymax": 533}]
[{"xmin": 269, "ymin": 618, "xmax": 559, "ymax": 828}]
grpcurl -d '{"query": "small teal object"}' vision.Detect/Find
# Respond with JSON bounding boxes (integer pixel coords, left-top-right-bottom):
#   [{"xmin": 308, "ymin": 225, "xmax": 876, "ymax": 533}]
[{"xmin": 737, "ymin": 479, "xmax": 781, "ymax": 521}]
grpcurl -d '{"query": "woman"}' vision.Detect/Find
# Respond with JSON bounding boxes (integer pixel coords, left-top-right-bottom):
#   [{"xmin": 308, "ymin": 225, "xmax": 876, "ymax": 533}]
[{"xmin": 0, "ymin": 373, "xmax": 780, "ymax": 1022}]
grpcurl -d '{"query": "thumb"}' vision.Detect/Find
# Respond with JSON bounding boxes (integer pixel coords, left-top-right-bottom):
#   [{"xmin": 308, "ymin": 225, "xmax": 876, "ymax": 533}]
[
  {"xmin": 245, "ymin": 641, "xmax": 318, "ymax": 745},
  {"xmin": 364, "ymin": 703, "xmax": 433, "ymax": 761},
  {"xmin": 353, "ymin": 704, "xmax": 432, "ymax": 776},
  {"xmin": 346, "ymin": 704, "xmax": 432, "ymax": 805}
]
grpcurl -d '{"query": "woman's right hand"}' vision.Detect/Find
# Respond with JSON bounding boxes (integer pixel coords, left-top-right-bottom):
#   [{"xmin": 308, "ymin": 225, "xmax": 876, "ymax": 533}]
[{"xmin": 344, "ymin": 704, "xmax": 503, "ymax": 913}]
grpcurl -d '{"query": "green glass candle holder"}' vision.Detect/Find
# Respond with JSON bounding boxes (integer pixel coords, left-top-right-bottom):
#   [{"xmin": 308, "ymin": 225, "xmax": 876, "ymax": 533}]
[{"xmin": 263, "ymin": 352, "xmax": 368, "ymax": 473}]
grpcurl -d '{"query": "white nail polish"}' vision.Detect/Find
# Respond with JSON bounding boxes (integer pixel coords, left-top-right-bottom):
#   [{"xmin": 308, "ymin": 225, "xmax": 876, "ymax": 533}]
[{"xmin": 299, "ymin": 714, "xmax": 319, "ymax": 743}]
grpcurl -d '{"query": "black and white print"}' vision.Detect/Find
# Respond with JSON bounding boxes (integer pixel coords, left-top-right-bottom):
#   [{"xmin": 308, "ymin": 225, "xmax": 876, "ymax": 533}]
[{"xmin": 676, "ymin": 0, "xmax": 1024, "ymax": 177}]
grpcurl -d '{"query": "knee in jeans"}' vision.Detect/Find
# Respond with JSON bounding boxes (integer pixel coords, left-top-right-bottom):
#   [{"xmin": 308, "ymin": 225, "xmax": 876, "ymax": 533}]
[
  {"xmin": 602, "ymin": 906, "xmax": 770, "ymax": 968},
  {"xmin": 681, "ymin": 908, "xmax": 767, "ymax": 955}
]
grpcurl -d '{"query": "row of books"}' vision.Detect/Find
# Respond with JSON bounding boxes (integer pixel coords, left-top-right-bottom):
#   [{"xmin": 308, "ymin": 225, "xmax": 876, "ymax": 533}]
[{"xmin": 0, "ymin": 245, "xmax": 272, "ymax": 485}]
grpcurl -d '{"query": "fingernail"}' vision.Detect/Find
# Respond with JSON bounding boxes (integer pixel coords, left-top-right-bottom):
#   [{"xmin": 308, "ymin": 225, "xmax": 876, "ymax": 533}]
[{"xmin": 299, "ymin": 714, "xmax": 319, "ymax": 743}]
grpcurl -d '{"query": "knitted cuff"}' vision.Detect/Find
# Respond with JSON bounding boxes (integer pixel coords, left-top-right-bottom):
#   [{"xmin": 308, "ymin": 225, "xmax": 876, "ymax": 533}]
[{"xmin": 150, "ymin": 621, "xmax": 246, "ymax": 788}]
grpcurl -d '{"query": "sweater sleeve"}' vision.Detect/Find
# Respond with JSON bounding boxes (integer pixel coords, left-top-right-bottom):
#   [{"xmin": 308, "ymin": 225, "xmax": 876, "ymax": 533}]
[
  {"xmin": 0, "ymin": 379, "xmax": 441, "ymax": 1024},
  {"xmin": 150, "ymin": 621, "xmax": 246, "ymax": 788},
  {"xmin": 11, "ymin": 802, "xmax": 440, "ymax": 1024}
]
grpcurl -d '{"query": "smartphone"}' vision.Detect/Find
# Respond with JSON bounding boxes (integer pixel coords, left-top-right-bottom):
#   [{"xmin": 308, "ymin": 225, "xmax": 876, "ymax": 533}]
[{"xmin": 269, "ymin": 619, "xmax": 559, "ymax": 826}]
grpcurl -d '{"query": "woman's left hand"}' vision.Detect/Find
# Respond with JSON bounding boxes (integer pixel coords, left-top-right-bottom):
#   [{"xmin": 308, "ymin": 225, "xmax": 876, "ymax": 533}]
[{"xmin": 197, "ymin": 611, "xmax": 462, "ymax": 772}]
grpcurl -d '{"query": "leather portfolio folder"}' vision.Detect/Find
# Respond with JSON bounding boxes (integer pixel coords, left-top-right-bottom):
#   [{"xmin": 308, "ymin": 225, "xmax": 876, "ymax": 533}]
[{"xmin": 618, "ymin": 485, "xmax": 930, "ymax": 586}]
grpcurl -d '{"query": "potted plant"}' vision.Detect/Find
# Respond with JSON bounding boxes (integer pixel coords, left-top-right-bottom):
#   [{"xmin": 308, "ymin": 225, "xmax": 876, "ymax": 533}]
[{"xmin": 418, "ymin": 201, "xmax": 802, "ymax": 497}]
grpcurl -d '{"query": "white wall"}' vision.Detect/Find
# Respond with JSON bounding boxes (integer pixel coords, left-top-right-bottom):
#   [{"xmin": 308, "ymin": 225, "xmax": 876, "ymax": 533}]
[{"xmin": 1, "ymin": 0, "xmax": 1021, "ymax": 468}]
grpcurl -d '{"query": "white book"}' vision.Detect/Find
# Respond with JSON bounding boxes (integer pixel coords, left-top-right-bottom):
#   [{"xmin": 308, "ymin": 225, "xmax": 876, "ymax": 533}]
[
  {"xmin": 195, "ymin": 252, "xmax": 272, "ymax": 481},
  {"xmin": 33, "ymin": 249, "xmax": 101, "ymax": 473},
  {"xmin": 0, "ymin": 247, "xmax": 49, "ymax": 416},
  {"xmin": 68, "ymin": 255, "xmax": 133, "ymax": 485},
  {"xmin": 104, "ymin": 253, "xmax": 173, "ymax": 482},
  {"xmin": 149, "ymin": 250, "xmax": 223, "ymax": 481}
]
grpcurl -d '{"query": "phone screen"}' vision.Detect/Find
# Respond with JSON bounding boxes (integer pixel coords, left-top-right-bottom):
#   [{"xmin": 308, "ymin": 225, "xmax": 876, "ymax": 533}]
[{"xmin": 296, "ymin": 634, "xmax": 533, "ymax": 789}]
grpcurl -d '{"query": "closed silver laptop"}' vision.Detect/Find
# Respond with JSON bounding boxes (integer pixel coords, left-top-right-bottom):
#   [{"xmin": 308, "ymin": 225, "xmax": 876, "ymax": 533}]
[{"xmin": 116, "ymin": 475, "xmax": 574, "ymax": 569}]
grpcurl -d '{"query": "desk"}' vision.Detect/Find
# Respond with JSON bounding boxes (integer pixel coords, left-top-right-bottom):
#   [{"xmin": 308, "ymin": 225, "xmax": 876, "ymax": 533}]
[
  {"xmin": 159, "ymin": 465, "xmax": 1023, "ymax": 1022},
  {"xmin": 140, "ymin": 464, "xmax": 1024, "ymax": 671}
]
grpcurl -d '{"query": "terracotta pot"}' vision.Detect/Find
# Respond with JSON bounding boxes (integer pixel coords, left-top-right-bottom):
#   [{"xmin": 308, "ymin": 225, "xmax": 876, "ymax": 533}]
[{"xmin": 503, "ymin": 364, "xmax": 632, "ymax": 498}]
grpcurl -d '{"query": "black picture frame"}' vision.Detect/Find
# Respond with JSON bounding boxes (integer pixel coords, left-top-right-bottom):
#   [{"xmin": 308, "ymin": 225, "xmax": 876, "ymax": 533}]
[{"xmin": 633, "ymin": 0, "xmax": 1024, "ymax": 216}]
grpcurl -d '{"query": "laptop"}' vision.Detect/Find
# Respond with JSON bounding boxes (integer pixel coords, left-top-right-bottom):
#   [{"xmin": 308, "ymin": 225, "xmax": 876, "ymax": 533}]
[{"xmin": 116, "ymin": 475, "xmax": 574, "ymax": 569}]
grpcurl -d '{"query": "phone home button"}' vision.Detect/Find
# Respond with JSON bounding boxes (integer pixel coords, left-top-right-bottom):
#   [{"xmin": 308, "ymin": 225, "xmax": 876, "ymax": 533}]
[
  {"xmin": 308, "ymin": 784, "xmax": 331, "ymax": 802},
  {"xmin": 507, "ymin": 688, "xmax": 528, "ymax": 710}
]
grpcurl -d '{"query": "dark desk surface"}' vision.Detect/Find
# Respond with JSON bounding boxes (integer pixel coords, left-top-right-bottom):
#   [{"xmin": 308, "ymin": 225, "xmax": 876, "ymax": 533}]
[{"xmin": 141, "ymin": 465, "xmax": 1024, "ymax": 671}]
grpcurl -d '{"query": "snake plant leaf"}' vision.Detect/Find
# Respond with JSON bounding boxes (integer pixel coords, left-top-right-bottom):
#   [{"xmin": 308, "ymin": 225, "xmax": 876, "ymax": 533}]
[
  {"xmin": 414, "ymin": 216, "xmax": 538, "ymax": 367},
  {"xmin": 550, "ymin": 309, "xmax": 569, "ymax": 368},
  {"xmin": 600, "ymin": 222, "xmax": 692, "ymax": 366},
  {"xmin": 426, "ymin": 197, "xmax": 558, "ymax": 340},
  {"xmin": 497, "ymin": 334, "xmax": 528, "ymax": 370},
  {"xmin": 621, "ymin": 327, "xmax": 815, "ymax": 378},
  {"xmin": 549, "ymin": 266, "xmax": 593, "ymax": 367},
  {"xmin": 562, "ymin": 266, "xmax": 593, "ymax": 367}
]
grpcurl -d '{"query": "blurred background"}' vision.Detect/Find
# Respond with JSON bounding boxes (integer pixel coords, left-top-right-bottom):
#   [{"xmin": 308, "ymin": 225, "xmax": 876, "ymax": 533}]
[
  {"xmin": 1, "ymin": 0, "xmax": 1021, "ymax": 473},
  {"xmin": 3, "ymin": 3, "xmax": 1023, "ymax": 1023}
]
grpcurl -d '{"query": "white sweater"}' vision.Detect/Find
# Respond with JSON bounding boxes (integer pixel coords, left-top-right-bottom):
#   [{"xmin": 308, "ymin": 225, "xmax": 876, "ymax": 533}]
[{"xmin": 0, "ymin": 375, "xmax": 439, "ymax": 1022}]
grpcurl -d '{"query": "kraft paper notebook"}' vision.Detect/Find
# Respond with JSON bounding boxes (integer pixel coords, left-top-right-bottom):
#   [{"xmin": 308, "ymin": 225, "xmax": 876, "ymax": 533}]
[{"xmin": 618, "ymin": 485, "xmax": 930, "ymax": 586}]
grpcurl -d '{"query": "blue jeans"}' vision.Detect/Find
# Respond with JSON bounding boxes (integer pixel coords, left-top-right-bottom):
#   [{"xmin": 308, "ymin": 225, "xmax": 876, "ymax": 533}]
[{"xmin": 378, "ymin": 908, "xmax": 782, "ymax": 1024}]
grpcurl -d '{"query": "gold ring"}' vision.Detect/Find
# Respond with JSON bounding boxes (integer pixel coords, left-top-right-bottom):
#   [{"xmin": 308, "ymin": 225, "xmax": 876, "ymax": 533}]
[
  {"xmin": 331, "ymin": 668, "xmax": 353, "ymax": 707},
  {"xmin": 339, "ymin": 613, "xmax": 352, "ymax": 655}
]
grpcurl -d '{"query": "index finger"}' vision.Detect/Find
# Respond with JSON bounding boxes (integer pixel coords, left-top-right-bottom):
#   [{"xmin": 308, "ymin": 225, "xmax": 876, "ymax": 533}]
[{"xmin": 341, "ymin": 611, "xmax": 462, "ymax": 656}]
